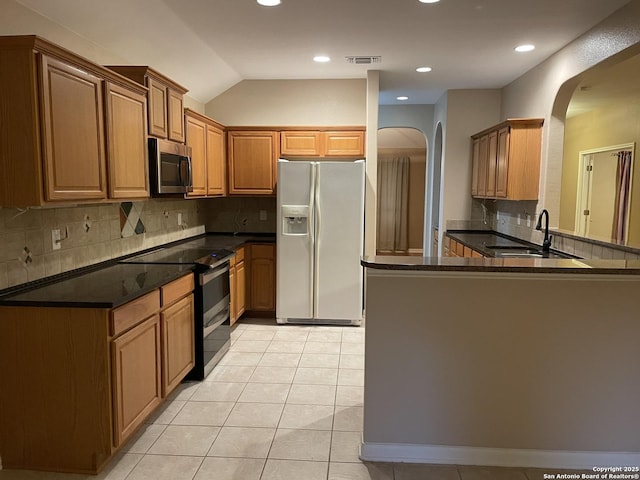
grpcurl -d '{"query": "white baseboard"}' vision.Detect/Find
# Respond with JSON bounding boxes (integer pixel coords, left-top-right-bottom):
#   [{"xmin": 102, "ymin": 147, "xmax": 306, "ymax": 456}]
[{"xmin": 360, "ymin": 442, "xmax": 640, "ymax": 469}]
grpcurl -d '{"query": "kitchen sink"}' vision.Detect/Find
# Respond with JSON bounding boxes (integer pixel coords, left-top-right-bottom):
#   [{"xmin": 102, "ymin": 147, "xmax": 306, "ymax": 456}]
[{"xmin": 485, "ymin": 245, "xmax": 570, "ymax": 259}]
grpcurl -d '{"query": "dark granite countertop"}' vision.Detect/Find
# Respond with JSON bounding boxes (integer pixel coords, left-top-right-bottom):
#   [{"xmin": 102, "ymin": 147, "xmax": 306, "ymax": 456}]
[
  {"xmin": 0, "ymin": 232, "xmax": 276, "ymax": 309},
  {"xmin": 361, "ymin": 255, "xmax": 640, "ymax": 274},
  {"xmin": 445, "ymin": 230, "xmax": 572, "ymax": 259},
  {"xmin": 0, "ymin": 263, "xmax": 195, "ymax": 308}
]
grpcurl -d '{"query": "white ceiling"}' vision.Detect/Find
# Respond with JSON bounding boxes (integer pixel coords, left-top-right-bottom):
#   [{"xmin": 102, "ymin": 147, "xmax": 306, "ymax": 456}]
[{"xmin": 13, "ymin": 0, "xmax": 633, "ymax": 105}]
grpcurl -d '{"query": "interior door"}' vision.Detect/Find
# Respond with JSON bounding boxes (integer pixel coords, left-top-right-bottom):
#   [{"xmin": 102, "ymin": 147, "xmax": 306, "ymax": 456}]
[{"xmin": 314, "ymin": 161, "xmax": 365, "ymax": 321}]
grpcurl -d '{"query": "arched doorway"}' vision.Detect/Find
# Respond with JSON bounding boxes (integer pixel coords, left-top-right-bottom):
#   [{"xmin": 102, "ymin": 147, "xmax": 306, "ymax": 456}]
[{"xmin": 376, "ymin": 127, "xmax": 427, "ymax": 255}]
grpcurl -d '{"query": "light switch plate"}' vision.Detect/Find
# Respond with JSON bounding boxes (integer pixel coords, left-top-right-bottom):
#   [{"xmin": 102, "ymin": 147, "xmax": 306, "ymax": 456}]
[
  {"xmin": 177, "ymin": 213, "xmax": 182, "ymax": 226},
  {"xmin": 259, "ymin": 210, "xmax": 267, "ymax": 221}
]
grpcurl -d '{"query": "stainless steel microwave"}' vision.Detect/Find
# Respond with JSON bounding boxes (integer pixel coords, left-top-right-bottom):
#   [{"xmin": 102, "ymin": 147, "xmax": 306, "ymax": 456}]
[{"xmin": 148, "ymin": 137, "xmax": 193, "ymax": 195}]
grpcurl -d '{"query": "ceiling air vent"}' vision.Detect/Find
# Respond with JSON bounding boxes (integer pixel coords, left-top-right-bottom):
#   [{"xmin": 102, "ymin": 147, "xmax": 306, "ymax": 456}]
[{"xmin": 345, "ymin": 56, "xmax": 381, "ymax": 65}]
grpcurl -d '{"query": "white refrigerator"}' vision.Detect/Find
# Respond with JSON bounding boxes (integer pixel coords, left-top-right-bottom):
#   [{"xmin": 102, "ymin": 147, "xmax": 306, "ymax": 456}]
[{"xmin": 277, "ymin": 159, "xmax": 365, "ymax": 325}]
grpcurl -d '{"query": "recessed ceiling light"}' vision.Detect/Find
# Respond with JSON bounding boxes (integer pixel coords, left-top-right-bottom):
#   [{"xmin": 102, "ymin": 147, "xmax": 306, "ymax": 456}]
[
  {"xmin": 515, "ymin": 44, "xmax": 535, "ymax": 53},
  {"xmin": 418, "ymin": 0, "xmax": 440, "ymax": 3},
  {"xmin": 416, "ymin": 66, "xmax": 432, "ymax": 73},
  {"xmin": 257, "ymin": 0, "xmax": 281, "ymax": 5},
  {"xmin": 313, "ymin": 55, "xmax": 331, "ymax": 63},
  {"xmin": 397, "ymin": 96, "xmax": 409, "ymax": 101}
]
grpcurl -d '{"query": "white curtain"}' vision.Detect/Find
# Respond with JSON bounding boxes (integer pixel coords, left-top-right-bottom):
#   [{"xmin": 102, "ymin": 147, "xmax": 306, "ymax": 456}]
[{"xmin": 377, "ymin": 155, "xmax": 409, "ymax": 253}]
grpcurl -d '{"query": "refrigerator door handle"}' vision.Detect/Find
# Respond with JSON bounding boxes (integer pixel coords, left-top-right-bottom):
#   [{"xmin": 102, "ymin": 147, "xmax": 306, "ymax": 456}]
[
  {"xmin": 309, "ymin": 163, "xmax": 316, "ymax": 319},
  {"xmin": 313, "ymin": 163, "xmax": 321, "ymax": 317}
]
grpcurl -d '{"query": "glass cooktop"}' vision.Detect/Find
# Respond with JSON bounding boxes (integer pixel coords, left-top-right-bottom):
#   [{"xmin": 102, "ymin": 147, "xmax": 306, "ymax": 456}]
[{"xmin": 121, "ymin": 246, "xmax": 234, "ymax": 267}]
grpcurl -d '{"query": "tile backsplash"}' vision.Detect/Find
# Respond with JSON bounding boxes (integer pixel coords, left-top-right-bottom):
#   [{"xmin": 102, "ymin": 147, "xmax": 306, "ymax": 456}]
[
  {"xmin": 202, "ymin": 196, "xmax": 277, "ymax": 234},
  {"xmin": 0, "ymin": 199, "xmax": 207, "ymax": 290}
]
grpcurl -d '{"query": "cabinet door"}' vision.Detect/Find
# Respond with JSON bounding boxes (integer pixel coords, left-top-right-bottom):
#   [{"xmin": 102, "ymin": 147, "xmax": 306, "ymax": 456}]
[
  {"xmin": 147, "ymin": 77, "xmax": 168, "ymax": 138},
  {"xmin": 486, "ymin": 130, "xmax": 498, "ymax": 197},
  {"xmin": 161, "ymin": 295, "xmax": 195, "ymax": 396},
  {"xmin": 185, "ymin": 114, "xmax": 207, "ymax": 197},
  {"xmin": 105, "ymin": 82, "xmax": 149, "ymax": 199},
  {"xmin": 249, "ymin": 244, "xmax": 276, "ymax": 311},
  {"xmin": 206, "ymin": 125, "xmax": 226, "ymax": 196},
  {"xmin": 281, "ymin": 131, "xmax": 321, "ymax": 157},
  {"xmin": 496, "ymin": 127, "xmax": 510, "ymax": 198},
  {"xmin": 477, "ymin": 135, "xmax": 489, "ymax": 197},
  {"xmin": 228, "ymin": 131, "xmax": 278, "ymax": 195},
  {"xmin": 167, "ymin": 89, "xmax": 185, "ymax": 142},
  {"xmin": 471, "ymin": 138, "xmax": 480, "ymax": 197},
  {"xmin": 236, "ymin": 260, "xmax": 246, "ymax": 318},
  {"xmin": 111, "ymin": 314, "xmax": 162, "ymax": 447},
  {"xmin": 229, "ymin": 265, "xmax": 237, "ymax": 326},
  {"xmin": 323, "ymin": 131, "xmax": 365, "ymax": 156},
  {"xmin": 40, "ymin": 55, "xmax": 107, "ymax": 201}
]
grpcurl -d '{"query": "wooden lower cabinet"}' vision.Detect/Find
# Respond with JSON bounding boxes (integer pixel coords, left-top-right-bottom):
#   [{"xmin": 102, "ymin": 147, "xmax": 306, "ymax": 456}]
[
  {"xmin": 111, "ymin": 314, "xmax": 162, "ymax": 447},
  {"xmin": 229, "ymin": 247, "xmax": 246, "ymax": 325},
  {"xmin": 0, "ymin": 273, "xmax": 195, "ymax": 474},
  {"xmin": 161, "ymin": 294, "xmax": 195, "ymax": 396},
  {"xmin": 444, "ymin": 237, "xmax": 485, "ymax": 258},
  {"xmin": 248, "ymin": 243, "xmax": 276, "ymax": 312}
]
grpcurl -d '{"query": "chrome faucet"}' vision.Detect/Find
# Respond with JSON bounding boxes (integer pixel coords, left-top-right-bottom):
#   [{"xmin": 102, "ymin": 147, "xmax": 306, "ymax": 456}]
[{"xmin": 536, "ymin": 209, "xmax": 552, "ymax": 253}]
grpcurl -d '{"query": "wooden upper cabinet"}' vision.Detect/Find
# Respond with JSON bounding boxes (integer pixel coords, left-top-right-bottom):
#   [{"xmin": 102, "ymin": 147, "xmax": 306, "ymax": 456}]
[
  {"xmin": 470, "ymin": 118, "xmax": 543, "ymax": 201},
  {"xmin": 324, "ymin": 131, "xmax": 365, "ymax": 156},
  {"xmin": 0, "ymin": 36, "xmax": 148, "ymax": 207},
  {"xmin": 281, "ymin": 131, "xmax": 322, "ymax": 157},
  {"xmin": 107, "ymin": 66, "xmax": 188, "ymax": 143},
  {"xmin": 185, "ymin": 113, "xmax": 207, "ymax": 197},
  {"xmin": 147, "ymin": 78, "xmax": 168, "ymax": 138},
  {"xmin": 184, "ymin": 109, "xmax": 226, "ymax": 197},
  {"xmin": 167, "ymin": 89, "xmax": 185, "ymax": 142},
  {"xmin": 105, "ymin": 82, "xmax": 149, "ymax": 199},
  {"xmin": 206, "ymin": 124, "xmax": 226, "ymax": 196},
  {"xmin": 280, "ymin": 129, "xmax": 365, "ymax": 157},
  {"xmin": 228, "ymin": 130, "xmax": 278, "ymax": 195},
  {"xmin": 40, "ymin": 54, "xmax": 107, "ymax": 202}
]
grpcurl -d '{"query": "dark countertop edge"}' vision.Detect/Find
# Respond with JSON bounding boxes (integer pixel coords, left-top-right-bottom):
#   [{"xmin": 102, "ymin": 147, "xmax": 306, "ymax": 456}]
[
  {"xmin": 444, "ymin": 229, "xmax": 577, "ymax": 259},
  {"xmin": 361, "ymin": 261, "xmax": 640, "ymax": 275},
  {"xmin": 0, "ymin": 268, "xmax": 194, "ymax": 309}
]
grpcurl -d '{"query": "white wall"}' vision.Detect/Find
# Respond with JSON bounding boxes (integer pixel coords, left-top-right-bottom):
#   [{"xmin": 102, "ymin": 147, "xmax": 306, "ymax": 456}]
[
  {"xmin": 365, "ymin": 71, "xmax": 380, "ymax": 257},
  {"xmin": 205, "ymin": 79, "xmax": 367, "ymax": 126},
  {"xmin": 501, "ymin": 0, "xmax": 640, "ymax": 228}
]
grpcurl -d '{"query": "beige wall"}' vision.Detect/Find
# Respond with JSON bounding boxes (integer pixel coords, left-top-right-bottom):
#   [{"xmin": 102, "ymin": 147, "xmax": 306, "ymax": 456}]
[
  {"xmin": 560, "ymin": 103, "xmax": 640, "ymax": 246},
  {"xmin": 363, "ymin": 269, "xmax": 640, "ymax": 467},
  {"xmin": 499, "ymin": 1, "xmax": 640, "ymax": 232},
  {"xmin": 440, "ymin": 89, "xmax": 501, "ymax": 235},
  {"xmin": 205, "ymin": 79, "xmax": 367, "ymax": 126}
]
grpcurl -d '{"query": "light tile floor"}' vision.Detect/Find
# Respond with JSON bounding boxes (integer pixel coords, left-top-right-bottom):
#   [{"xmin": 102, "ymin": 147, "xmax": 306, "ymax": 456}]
[{"xmin": 0, "ymin": 319, "xmax": 596, "ymax": 480}]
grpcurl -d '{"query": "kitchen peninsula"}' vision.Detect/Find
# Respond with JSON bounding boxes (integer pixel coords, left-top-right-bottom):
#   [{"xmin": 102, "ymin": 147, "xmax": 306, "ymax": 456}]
[{"xmin": 360, "ymin": 256, "xmax": 640, "ymax": 469}]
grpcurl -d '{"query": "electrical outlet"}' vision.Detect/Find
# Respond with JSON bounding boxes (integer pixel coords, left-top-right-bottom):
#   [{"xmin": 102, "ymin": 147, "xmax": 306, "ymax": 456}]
[
  {"xmin": 526, "ymin": 213, "xmax": 531, "ymax": 228},
  {"xmin": 51, "ymin": 229, "xmax": 61, "ymax": 250},
  {"xmin": 177, "ymin": 213, "xmax": 182, "ymax": 226},
  {"xmin": 517, "ymin": 213, "xmax": 521, "ymax": 225},
  {"xmin": 259, "ymin": 210, "xmax": 267, "ymax": 221}
]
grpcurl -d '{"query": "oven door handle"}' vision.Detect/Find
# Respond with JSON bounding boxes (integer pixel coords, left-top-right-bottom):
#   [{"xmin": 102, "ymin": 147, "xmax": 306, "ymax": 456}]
[
  {"xmin": 203, "ymin": 305, "xmax": 230, "ymax": 337},
  {"xmin": 199, "ymin": 264, "xmax": 229, "ymax": 286}
]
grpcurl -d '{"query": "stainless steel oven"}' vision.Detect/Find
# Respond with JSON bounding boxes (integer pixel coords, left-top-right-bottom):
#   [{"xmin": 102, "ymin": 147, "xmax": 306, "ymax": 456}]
[
  {"xmin": 120, "ymin": 246, "xmax": 233, "ymax": 381},
  {"xmin": 191, "ymin": 260, "xmax": 232, "ymax": 379}
]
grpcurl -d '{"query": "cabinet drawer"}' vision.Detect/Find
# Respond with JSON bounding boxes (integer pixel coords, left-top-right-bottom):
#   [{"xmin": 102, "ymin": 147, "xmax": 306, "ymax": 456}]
[
  {"xmin": 161, "ymin": 274, "xmax": 194, "ymax": 307},
  {"xmin": 111, "ymin": 290, "xmax": 160, "ymax": 337}
]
